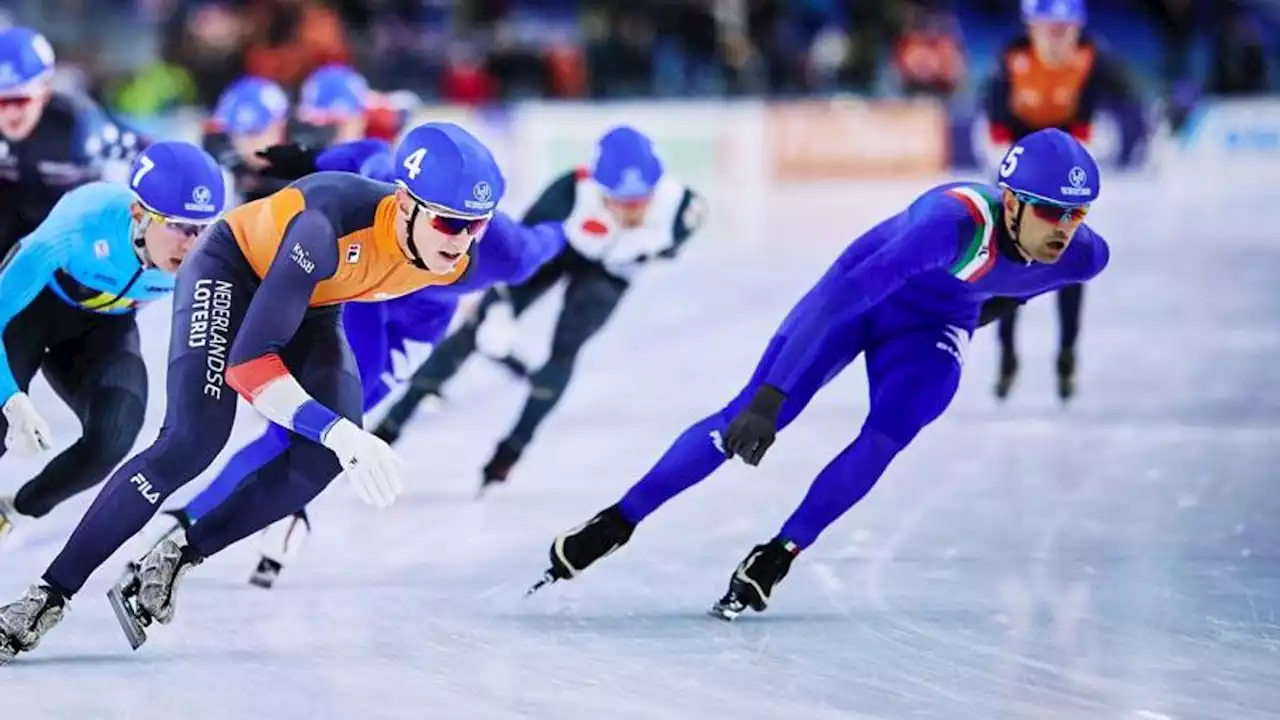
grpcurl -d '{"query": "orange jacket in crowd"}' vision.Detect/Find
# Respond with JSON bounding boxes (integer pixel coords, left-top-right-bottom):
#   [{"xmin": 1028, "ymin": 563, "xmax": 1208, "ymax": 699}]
[{"xmin": 243, "ymin": 0, "xmax": 351, "ymax": 87}]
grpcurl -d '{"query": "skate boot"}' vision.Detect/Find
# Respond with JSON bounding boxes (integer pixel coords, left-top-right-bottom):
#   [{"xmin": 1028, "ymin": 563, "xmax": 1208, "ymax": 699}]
[
  {"xmin": 478, "ymin": 440, "xmax": 522, "ymax": 495},
  {"xmin": 0, "ymin": 584, "xmax": 68, "ymax": 664},
  {"xmin": 995, "ymin": 351, "xmax": 1018, "ymax": 400},
  {"xmin": 0, "ymin": 496, "xmax": 20, "ymax": 543},
  {"xmin": 107, "ymin": 537, "xmax": 203, "ymax": 650},
  {"xmin": 373, "ymin": 390, "xmax": 443, "ymax": 445},
  {"xmin": 709, "ymin": 538, "xmax": 798, "ymax": 621},
  {"xmin": 1056, "ymin": 348, "xmax": 1076, "ymax": 401},
  {"xmin": 528, "ymin": 504, "xmax": 636, "ymax": 594},
  {"xmin": 491, "ymin": 354, "xmax": 531, "ymax": 380},
  {"xmin": 249, "ymin": 510, "xmax": 310, "ymax": 589}
]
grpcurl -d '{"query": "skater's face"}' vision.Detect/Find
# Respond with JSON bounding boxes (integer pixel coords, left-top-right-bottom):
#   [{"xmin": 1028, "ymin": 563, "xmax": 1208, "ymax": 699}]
[
  {"xmin": 1028, "ymin": 20, "xmax": 1081, "ymax": 64},
  {"xmin": 232, "ymin": 121, "xmax": 288, "ymax": 168},
  {"xmin": 134, "ymin": 204, "xmax": 206, "ymax": 272},
  {"xmin": 395, "ymin": 187, "xmax": 490, "ymax": 273},
  {"xmin": 1004, "ymin": 190, "xmax": 1089, "ymax": 264},
  {"xmin": 0, "ymin": 84, "xmax": 50, "ymax": 141},
  {"xmin": 603, "ymin": 194, "xmax": 652, "ymax": 229}
]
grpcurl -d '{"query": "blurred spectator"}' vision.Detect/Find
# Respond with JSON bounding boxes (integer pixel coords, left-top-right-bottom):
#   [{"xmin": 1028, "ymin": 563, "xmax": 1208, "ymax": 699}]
[
  {"xmin": 242, "ymin": 0, "xmax": 351, "ymax": 88},
  {"xmin": 167, "ymin": 2, "xmax": 246, "ymax": 107},
  {"xmin": 892, "ymin": 1, "xmax": 965, "ymax": 97},
  {"xmin": 440, "ymin": 43, "xmax": 498, "ymax": 104},
  {"xmin": 586, "ymin": 8, "xmax": 654, "ymax": 97},
  {"xmin": 1209, "ymin": 1, "xmax": 1269, "ymax": 95},
  {"xmin": 1141, "ymin": 0, "xmax": 1196, "ymax": 90}
]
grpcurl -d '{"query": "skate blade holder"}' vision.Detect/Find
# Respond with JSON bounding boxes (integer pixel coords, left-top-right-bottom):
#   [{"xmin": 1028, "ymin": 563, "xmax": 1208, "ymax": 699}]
[
  {"xmin": 106, "ymin": 565, "xmax": 152, "ymax": 651},
  {"xmin": 707, "ymin": 601, "xmax": 745, "ymax": 622}
]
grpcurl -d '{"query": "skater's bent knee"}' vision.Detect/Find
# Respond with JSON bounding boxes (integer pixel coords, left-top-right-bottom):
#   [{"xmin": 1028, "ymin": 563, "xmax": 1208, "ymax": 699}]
[{"xmin": 141, "ymin": 428, "xmax": 227, "ymax": 481}]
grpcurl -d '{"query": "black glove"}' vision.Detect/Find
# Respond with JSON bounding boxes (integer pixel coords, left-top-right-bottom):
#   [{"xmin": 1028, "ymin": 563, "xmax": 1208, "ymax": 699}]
[
  {"xmin": 723, "ymin": 384, "xmax": 786, "ymax": 466},
  {"xmin": 254, "ymin": 143, "xmax": 321, "ymax": 180},
  {"xmin": 977, "ymin": 296, "xmax": 1024, "ymax": 327}
]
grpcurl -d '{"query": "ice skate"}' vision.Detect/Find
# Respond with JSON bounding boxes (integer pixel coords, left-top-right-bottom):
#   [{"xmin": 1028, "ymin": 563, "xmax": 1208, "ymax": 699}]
[
  {"xmin": 373, "ymin": 390, "xmax": 443, "ymax": 445},
  {"xmin": 478, "ymin": 440, "xmax": 522, "ymax": 497},
  {"xmin": 489, "ymin": 353, "xmax": 531, "ymax": 380},
  {"xmin": 249, "ymin": 510, "xmax": 310, "ymax": 589},
  {"xmin": 0, "ymin": 496, "xmax": 20, "ymax": 543},
  {"xmin": 1056, "ymin": 347, "xmax": 1076, "ymax": 401},
  {"xmin": 708, "ymin": 539, "xmax": 797, "ymax": 621},
  {"xmin": 0, "ymin": 583, "xmax": 67, "ymax": 664},
  {"xmin": 107, "ymin": 537, "xmax": 203, "ymax": 650},
  {"xmin": 527, "ymin": 504, "xmax": 635, "ymax": 595}
]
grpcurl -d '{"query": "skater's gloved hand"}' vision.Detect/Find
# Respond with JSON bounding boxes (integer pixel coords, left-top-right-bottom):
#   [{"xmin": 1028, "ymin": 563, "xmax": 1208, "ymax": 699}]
[
  {"xmin": 2, "ymin": 393, "xmax": 52, "ymax": 456},
  {"xmin": 322, "ymin": 418, "xmax": 403, "ymax": 508},
  {"xmin": 254, "ymin": 143, "xmax": 320, "ymax": 179},
  {"xmin": 723, "ymin": 385, "xmax": 785, "ymax": 466}
]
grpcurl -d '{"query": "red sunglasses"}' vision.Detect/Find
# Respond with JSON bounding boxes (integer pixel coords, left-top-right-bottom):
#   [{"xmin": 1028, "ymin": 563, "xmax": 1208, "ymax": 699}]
[
  {"xmin": 1016, "ymin": 194, "xmax": 1089, "ymax": 224},
  {"xmin": 421, "ymin": 205, "xmax": 491, "ymax": 236},
  {"xmin": 0, "ymin": 95, "xmax": 35, "ymax": 110}
]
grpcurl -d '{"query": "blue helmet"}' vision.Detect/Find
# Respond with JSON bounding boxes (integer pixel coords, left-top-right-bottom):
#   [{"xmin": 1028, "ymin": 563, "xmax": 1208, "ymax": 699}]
[
  {"xmin": 129, "ymin": 141, "xmax": 227, "ymax": 223},
  {"xmin": 393, "ymin": 122, "xmax": 504, "ymax": 216},
  {"xmin": 0, "ymin": 27, "xmax": 55, "ymax": 95},
  {"xmin": 1022, "ymin": 0, "xmax": 1086, "ymax": 25},
  {"xmin": 298, "ymin": 64, "xmax": 369, "ymax": 123},
  {"xmin": 996, "ymin": 128, "xmax": 1099, "ymax": 207},
  {"xmin": 593, "ymin": 126, "xmax": 663, "ymax": 199},
  {"xmin": 212, "ymin": 76, "xmax": 289, "ymax": 136}
]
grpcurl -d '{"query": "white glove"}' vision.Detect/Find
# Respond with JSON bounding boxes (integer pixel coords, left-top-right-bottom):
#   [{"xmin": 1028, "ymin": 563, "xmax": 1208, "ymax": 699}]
[
  {"xmin": 321, "ymin": 418, "xmax": 402, "ymax": 508},
  {"xmin": 2, "ymin": 393, "xmax": 52, "ymax": 456},
  {"xmin": 475, "ymin": 300, "xmax": 516, "ymax": 358}
]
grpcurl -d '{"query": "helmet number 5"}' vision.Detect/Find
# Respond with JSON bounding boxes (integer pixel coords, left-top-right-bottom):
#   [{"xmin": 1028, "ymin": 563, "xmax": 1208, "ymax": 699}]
[
  {"xmin": 402, "ymin": 148, "xmax": 426, "ymax": 179},
  {"xmin": 131, "ymin": 155, "xmax": 155, "ymax": 188},
  {"xmin": 1000, "ymin": 146, "xmax": 1024, "ymax": 178}
]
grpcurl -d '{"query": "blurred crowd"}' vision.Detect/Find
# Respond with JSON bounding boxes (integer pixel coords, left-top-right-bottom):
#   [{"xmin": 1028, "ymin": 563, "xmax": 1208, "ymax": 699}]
[{"xmin": 0, "ymin": 0, "xmax": 1273, "ymax": 116}]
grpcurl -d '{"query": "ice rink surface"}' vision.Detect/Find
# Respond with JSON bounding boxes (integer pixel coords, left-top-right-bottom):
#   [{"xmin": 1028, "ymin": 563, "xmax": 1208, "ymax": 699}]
[{"xmin": 2, "ymin": 175, "xmax": 1279, "ymax": 719}]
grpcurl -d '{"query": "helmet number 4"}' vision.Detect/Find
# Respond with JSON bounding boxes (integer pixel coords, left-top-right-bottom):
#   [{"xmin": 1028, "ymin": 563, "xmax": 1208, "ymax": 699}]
[
  {"xmin": 131, "ymin": 155, "xmax": 155, "ymax": 188},
  {"xmin": 402, "ymin": 148, "xmax": 426, "ymax": 179},
  {"xmin": 1000, "ymin": 146, "xmax": 1024, "ymax": 178}
]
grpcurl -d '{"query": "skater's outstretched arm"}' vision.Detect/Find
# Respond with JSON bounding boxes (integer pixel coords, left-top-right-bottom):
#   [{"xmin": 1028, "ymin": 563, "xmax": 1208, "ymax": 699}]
[
  {"xmin": 474, "ymin": 213, "xmax": 567, "ymax": 286},
  {"xmin": 763, "ymin": 195, "xmax": 972, "ymax": 394},
  {"xmin": 224, "ymin": 209, "xmax": 344, "ymax": 442},
  {"xmin": 664, "ymin": 189, "xmax": 707, "ymax": 257}
]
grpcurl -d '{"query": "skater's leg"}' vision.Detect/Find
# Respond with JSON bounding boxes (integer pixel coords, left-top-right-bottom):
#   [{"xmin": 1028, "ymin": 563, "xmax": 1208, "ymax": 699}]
[
  {"xmin": 376, "ymin": 253, "xmax": 566, "ymax": 438},
  {"xmin": 181, "ymin": 425, "xmax": 291, "ymax": 521},
  {"xmin": 1056, "ymin": 283, "xmax": 1084, "ymax": 353},
  {"xmin": 41, "ymin": 238, "xmax": 251, "ymax": 598},
  {"xmin": 13, "ymin": 318, "xmax": 147, "ymax": 518},
  {"xmin": 617, "ymin": 316, "xmax": 867, "ymax": 523},
  {"xmin": 186, "ymin": 309, "xmax": 362, "ymax": 557},
  {"xmin": 995, "ymin": 305, "xmax": 1019, "ymax": 398},
  {"xmin": 777, "ymin": 325, "xmax": 968, "ymax": 550},
  {"xmin": 1055, "ymin": 283, "xmax": 1084, "ymax": 399},
  {"xmin": 485, "ymin": 268, "xmax": 627, "ymax": 482}
]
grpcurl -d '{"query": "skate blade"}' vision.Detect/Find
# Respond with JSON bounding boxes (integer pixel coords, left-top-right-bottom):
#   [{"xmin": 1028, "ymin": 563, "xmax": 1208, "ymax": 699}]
[
  {"xmin": 106, "ymin": 582, "xmax": 148, "ymax": 651},
  {"xmin": 708, "ymin": 595, "xmax": 748, "ymax": 622},
  {"xmin": 707, "ymin": 604, "xmax": 743, "ymax": 622},
  {"xmin": 525, "ymin": 571, "xmax": 558, "ymax": 597},
  {"xmin": 248, "ymin": 573, "xmax": 276, "ymax": 590}
]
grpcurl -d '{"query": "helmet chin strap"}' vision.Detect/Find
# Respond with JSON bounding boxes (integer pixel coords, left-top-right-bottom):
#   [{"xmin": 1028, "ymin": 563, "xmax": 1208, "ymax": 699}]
[
  {"xmin": 1007, "ymin": 199, "xmax": 1035, "ymax": 264},
  {"xmin": 402, "ymin": 203, "xmax": 430, "ymax": 271},
  {"xmin": 131, "ymin": 216, "xmax": 158, "ymax": 269}
]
